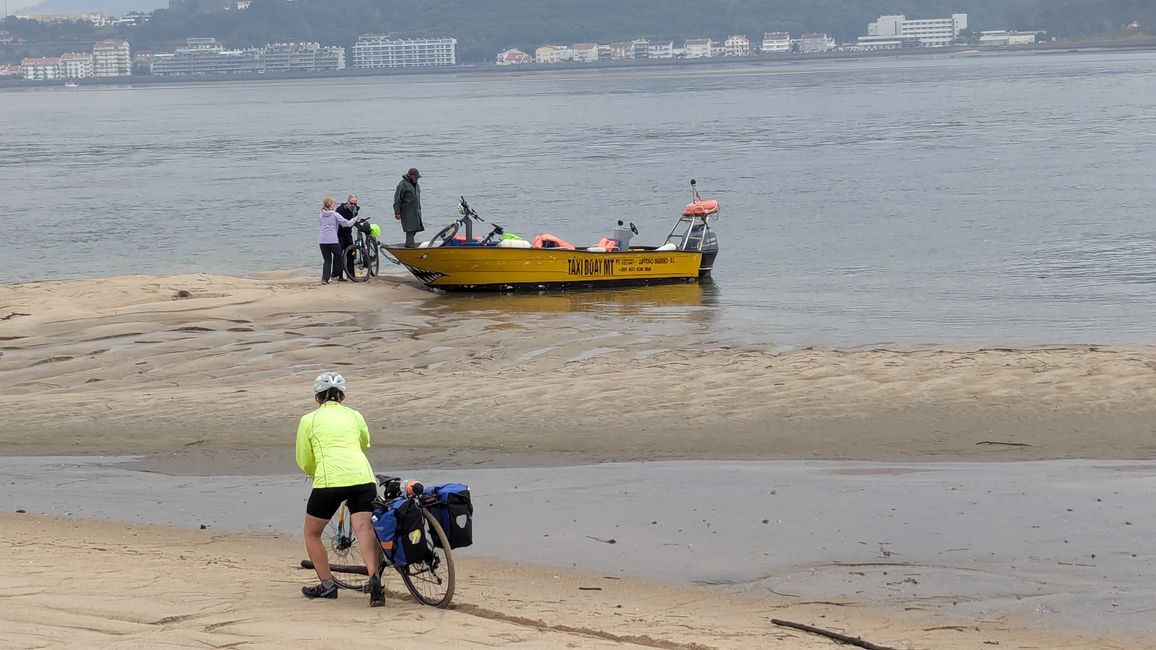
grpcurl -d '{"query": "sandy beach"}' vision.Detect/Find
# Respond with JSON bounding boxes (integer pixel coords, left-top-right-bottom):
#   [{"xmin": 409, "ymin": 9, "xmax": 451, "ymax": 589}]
[
  {"xmin": 2, "ymin": 514, "xmax": 1144, "ymax": 650},
  {"xmin": 2, "ymin": 272, "xmax": 1155, "ymax": 648}
]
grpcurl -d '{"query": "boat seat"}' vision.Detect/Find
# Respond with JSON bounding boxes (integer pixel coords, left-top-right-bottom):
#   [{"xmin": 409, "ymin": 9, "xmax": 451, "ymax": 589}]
[
  {"xmin": 655, "ymin": 242, "xmax": 677, "ymax": 252},
  {"xmin": 497, "ymin": 239, "xmax": 532, "ymax": 248}
]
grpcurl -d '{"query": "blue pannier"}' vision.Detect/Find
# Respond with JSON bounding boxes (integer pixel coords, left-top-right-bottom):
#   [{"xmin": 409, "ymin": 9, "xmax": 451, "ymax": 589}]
[
  {"xmin": 423, "ymin": 483, "xmax": 473, "ymax": 549},
  {"xmin": 372, "ymin": 497, "xmax": 431, "ymax": 566}
]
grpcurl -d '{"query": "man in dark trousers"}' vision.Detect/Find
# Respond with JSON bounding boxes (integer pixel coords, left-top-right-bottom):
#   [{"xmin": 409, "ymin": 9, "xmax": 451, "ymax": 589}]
[
  {"xmin": 335, "ymin": 195, "xmax": 359, "ymax": 280},
  {"xmin": 393, "ymin": 168, "xmax": 424, "ymax": 248}
]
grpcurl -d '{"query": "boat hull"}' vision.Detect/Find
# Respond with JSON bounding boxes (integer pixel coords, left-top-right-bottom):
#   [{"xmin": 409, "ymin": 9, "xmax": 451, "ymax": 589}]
[{"xmin": 385, "ymin": 246, "xmax": 705, "ymax": 291}]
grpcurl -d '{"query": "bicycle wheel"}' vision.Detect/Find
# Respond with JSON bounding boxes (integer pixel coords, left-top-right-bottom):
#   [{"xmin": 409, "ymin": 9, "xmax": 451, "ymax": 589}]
[
  {"xmin": 398, "ymin": 508, "xmax": 455, "ymax": 607},
  {"xmin": 343, "ymin": 243, "xmax": 371, "ymax": 282},
  {"xmin": 324, "ymin": 503, "xmax": 371, "ymax": 591},
  {"xmin": 367, "ymin": 242, "xmax": 380, "ymax": 277}
]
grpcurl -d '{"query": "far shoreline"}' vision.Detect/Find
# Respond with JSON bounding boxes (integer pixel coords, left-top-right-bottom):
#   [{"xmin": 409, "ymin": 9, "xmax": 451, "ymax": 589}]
[{"xmin": 2, "ymin": 38, "xmax": 1155, "ymax": 91}]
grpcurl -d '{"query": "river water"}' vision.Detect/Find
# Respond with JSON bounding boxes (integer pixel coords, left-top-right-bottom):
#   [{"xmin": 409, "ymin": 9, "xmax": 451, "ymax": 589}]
[
  {"xmin": 3, "ymin": 456, "xmax": 1155, "ymax": 639},
  {"xmin": 1, "ymin": 51, "xmax": 1154, "ymax": 347}
]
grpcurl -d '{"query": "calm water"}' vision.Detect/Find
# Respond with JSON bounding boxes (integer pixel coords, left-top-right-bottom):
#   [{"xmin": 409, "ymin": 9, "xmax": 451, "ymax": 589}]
[{"xmin": 1, "ymin": 52, "xmax": 1154, "ymax": 347}]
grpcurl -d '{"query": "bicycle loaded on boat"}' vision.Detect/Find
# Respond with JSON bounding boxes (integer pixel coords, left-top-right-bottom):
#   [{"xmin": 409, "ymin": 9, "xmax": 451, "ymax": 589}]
[{"xmin": 304, "ymin": 474, "xmax": 473, "ymax": 607}]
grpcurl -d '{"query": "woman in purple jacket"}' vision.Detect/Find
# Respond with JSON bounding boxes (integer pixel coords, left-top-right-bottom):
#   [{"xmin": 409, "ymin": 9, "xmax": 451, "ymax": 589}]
[{"xmin": 319, "ymin": 196, "xmax": 358, "ymax": 284}]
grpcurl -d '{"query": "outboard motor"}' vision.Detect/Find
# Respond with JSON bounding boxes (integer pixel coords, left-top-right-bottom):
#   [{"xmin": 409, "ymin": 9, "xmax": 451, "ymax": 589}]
[{"xmin": 697, "ymin": 225, "xmax": 719, "ymax": 277}]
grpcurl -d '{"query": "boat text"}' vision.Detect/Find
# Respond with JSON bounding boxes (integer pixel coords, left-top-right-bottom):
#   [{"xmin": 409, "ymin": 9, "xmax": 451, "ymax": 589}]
[{"xmin": 568, "ymin": 258, "xmax": 616, "ymax": 276}]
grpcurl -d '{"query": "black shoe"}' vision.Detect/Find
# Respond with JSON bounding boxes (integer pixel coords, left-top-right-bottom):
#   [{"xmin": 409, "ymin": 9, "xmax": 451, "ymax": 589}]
[
  {"xmin": 366, "ymin": 574, "xmax": 385, "ymax": 607},
  {"xmin": 302, "ymin": 582, "xmax": 338, "ymax": 599}
]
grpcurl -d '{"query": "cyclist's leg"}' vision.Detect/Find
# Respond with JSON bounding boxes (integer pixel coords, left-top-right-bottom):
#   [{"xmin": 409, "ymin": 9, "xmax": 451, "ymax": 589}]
[
  {"xmin": 304, "ymin": 514, "xmax": 332, "ymax": 582},
  {"xmin": 352, "ymin": 511, "xmax": 380, "ymax": 578}
]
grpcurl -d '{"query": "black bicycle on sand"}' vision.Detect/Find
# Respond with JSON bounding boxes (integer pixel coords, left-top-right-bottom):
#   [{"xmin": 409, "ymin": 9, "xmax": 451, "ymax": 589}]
[
  {"xmin": 305, "ymin": 474, "xmax": 456, "ymax": 607},
  {"xmin": 342, "ymin": 218, "xmax": 381, "ymax": 282}
]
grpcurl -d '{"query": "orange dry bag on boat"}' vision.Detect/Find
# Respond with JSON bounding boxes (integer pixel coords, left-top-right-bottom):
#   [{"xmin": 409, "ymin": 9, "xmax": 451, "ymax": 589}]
[{"xmin": 531, "ymin": 234, "xmax": 576, "ymax": 250}]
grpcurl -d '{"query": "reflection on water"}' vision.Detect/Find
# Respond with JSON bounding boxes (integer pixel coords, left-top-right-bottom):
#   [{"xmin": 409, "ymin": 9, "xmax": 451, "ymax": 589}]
[{"xmin": 420, "ymin": 280, "xmax": 721, "ymax": 323}]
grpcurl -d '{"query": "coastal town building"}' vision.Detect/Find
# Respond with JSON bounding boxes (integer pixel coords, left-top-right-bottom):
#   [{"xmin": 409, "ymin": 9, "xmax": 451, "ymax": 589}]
[
  {"xmin": 979, "ymin": 30, "xmax": 1041, "ymax": 46},
  {"xmin": 262, "ymin": 42, "xmax": 345, "ymax": 72},
  {"xmin": 0, "ymin": 64, "xmax": 21, "ymax": 76},
  {"xmin": 867, "ymin": 13, "xmax": 968, "ymax": 47},
  {"xmin": 350, "ymin": 36, "xmax": 457, "ymax": 68},
  {"xmin": 107, "ymin": 11, "xmax": 151, "ymax": 27},
  {"xmin": 854, "ymin": 35, "xmax": 921, "ymax": 50},
  {"xmin": 632, "ymin": 39, "xmax": 650, "ymax": 59},
  {"xmin": 496, "ymin": 48, "xmax": 532, "ymax": 64},
  {"xmin": 0, "ymin": 31, "xmax": 14, "ymax": 45},
  {"xmin": 569, "ymin": 43, "xmax": 598, "ymax": 62},
  {"xmin": 20, "ymin": 56, "xmax": 61, "ymax": 80},
  {"xmin": 150, "ymin": 38, "xmax": 345, "ymax": 75},
  {"xmin": 93, "ymin": 39, "xmax": 132, "ymax": 76},
  {"xmin": 151, "ymin": 38, "xmax": 260, "ymax": 75},
  {"xmin": 796, "ymin": 33, "xmax": 836, "ymax": 53},
  {"xmin": 534, "ymin": 45, "xmax": 563, "ymax": 63},
  {"xmin": 683, "ymin": 38, "xmax": 715, "ymax": 58},
  {"xmin": 59, "ymin": 52, "xmax": 95, "ymax": 78},
  {"xmin": 761, "ymin": 32, "xmax": 791, "ymax": 53},
  {"xmin": 648, "ymin": 41, "xmax": 674, "ymax": 59},
  {"xmin": 609, "ymin": 42, "xmax": 634, "ymax": 60},
  {"xmin": 724, "ymin": 35, "xmax": 751, "ymax": 56}
]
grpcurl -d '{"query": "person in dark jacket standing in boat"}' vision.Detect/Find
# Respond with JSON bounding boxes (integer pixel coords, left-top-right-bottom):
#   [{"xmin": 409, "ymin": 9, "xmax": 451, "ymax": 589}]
[
  {"xmin": 393, "ymin": 168, "xmax": 423, "ymax": 248},
  {"xmin": 335, "ymin": 195, "xmax": 360, "ymax": 280}
]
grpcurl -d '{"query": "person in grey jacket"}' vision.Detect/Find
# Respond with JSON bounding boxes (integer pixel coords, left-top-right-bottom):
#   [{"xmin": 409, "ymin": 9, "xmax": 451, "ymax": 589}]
[{"xmin": 393, "ymin": 168, "xmax": 424, "ymax": 247}]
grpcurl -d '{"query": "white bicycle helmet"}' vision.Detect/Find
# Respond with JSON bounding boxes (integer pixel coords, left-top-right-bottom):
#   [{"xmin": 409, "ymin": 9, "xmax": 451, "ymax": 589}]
[{"xmin": 313, "ymin": 372, "xmax": 347, "ymax": 395}]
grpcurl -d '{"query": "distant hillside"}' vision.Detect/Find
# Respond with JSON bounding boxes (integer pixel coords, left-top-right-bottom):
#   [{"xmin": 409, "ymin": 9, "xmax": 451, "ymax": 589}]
[{"xmin": 4, "ymin": 0, "xmax": 1154, "ymax": 63}]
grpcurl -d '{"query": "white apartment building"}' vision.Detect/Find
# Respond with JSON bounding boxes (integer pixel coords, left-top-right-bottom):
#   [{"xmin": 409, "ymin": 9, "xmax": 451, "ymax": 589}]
[
  {"xmin": 648, "ymin": 41, "xmax": 674, "ymax": 59},
  {"xmin": 631, "ymin": 39, "xmax": 650, "ymax": 59},
  {"xmin": 569, "ymin": 43, "xmax": 598, "ymax": 62},
  {"xmin": 262, "ymin": 42, "xmax": 345, "ymax": 72},
  {"xmin": 351, "ymin": 36, "xmax": 457, "ymax": 68},
  {"xmin": 683, "ymin": 38, "xmax": 714, "ymax": 58},
  {"xmin": 59, "ymin": 52, "xmax": 94, "ymax": 78},
  {"xmin": 761, "ymin": 32, "xmax": 791, "ymax": 53},
  {"xmin": 979, "ymin": 30, "xmax": 1040, "ymax": 46},
  {"xmin": 796, "ymin": 33, "xmax": 836, "ymax": 53},
  {"xmin": 724, "ymin": 35, "xmax": 751, "ymax": 56},
  {"xmin": 93, "ymin": 39, "xmax": 132, "ymax": 76},
  {"xmin": 868, "ymin": 13, "xmax": 968, "ymax": 47},
  {"xmin": 20, "ymin": 56, "xmax": 61, "ymax": 80},
  {"xmin": 151, "ymin": 38, "xmax": 260, "ymax": 75},
  {"xmin": 608, "ymin": 42, "xmax": 633, "ymax": 60}
]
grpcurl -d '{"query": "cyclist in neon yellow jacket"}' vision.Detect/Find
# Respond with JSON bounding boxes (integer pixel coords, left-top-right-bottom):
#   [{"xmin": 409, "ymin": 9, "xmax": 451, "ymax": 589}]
[{"xmin": 296, "ymin": 372, "xmax": 385, "ymax": 606}]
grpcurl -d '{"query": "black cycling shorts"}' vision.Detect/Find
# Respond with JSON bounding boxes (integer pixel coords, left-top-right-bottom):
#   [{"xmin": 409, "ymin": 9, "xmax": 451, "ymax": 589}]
[{"xmin": 306, "ymin": 482, "xmax": 377, "ymax": 520}]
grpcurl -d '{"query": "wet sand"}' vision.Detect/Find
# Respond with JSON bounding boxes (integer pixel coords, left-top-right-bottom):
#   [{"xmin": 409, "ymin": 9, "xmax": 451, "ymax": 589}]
[{"xmin": 1, "ymin": 273, "xmax": 1155, "ymax": 471}]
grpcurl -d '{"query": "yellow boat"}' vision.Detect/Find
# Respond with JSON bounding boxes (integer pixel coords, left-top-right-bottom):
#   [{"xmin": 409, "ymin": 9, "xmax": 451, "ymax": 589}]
[{"xmin": 384, "ymin": 181, "xmax": 719, "ymax": 292}]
